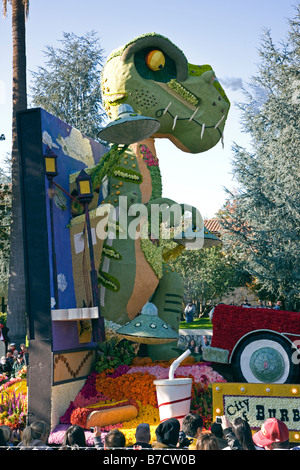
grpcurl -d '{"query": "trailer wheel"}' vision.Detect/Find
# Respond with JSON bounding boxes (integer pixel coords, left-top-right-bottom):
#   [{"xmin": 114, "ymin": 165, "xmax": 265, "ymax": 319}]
[{"xmin": 232, "ymin": 332, "xmax": 299, "ymax": 384}]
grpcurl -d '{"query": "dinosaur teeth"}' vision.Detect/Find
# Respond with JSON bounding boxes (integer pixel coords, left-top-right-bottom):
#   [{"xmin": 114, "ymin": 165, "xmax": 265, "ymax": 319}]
[
  {"xmin": 172, "ymin": 115, "xmax": 178, "ymax": 130},
  {"xmin": 163, "ymin": 102, "xmax": 172, "ymax": 114},
  {"xmin": 201, "ymin": 123, "xmax": 205, "ymax": 139},
  {"xmin": 104, "ymin": 93, "xmax": 127, "ymax": 105},
  {"xmin": 189, "ymin": 107, "xmax": 199, "ymax": 121},
  {"xmin": 214, "ymin": 115, "xmax": 225, "ymax": 129}
]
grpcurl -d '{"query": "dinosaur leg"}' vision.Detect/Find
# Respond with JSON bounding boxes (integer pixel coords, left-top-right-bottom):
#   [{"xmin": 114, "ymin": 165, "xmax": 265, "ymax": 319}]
[{"xmin": 147, "ymin": 264, "xmax": 183, "ymax": 361}]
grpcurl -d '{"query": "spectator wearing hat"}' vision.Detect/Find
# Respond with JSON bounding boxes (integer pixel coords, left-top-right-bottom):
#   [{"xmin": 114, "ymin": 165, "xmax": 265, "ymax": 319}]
[
  {"xmin": 152, "ymin": 418, "xmax": 180, "ymax": 449},
  {"xmin": 8, "ymin": 343, "xmax": 16, "ymax": 355},
  {"xmin": 252, "ymin": 418, "xmax": 290, "ymax": 450}
]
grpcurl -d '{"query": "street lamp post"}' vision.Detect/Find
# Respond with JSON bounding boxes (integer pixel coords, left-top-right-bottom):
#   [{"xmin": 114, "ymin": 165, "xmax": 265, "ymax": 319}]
[
  {"xmin": 76, "ymin": 169, "xmax": 105, "ymax": 342},
  {"xmin": 44, "ymin": 148, "xmax": 59, "ymax": 309}
]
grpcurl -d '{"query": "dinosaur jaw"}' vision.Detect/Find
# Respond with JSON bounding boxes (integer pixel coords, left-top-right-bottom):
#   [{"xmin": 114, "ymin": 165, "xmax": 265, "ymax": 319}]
[{"xmin": 152, "ymin": 133, "xmax": 191, "ymax": 153}]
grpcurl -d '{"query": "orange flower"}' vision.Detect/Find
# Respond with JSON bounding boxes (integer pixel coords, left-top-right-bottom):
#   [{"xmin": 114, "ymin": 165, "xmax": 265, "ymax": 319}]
[{"xmin": 95, "ymin": 372, "xmax": 158, "ymax": 407}]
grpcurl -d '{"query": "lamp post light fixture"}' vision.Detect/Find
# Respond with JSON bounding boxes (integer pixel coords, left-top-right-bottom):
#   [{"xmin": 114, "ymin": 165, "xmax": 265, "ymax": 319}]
[
  {"xmin": 44, "ymin": 148, "xmax": 59, "ymax": 309},
  {"xmin": 76, "ymin": 169, "xmax": 105, "ymax": 342},
  {"xmin": 44, "ymin": 148, "xmax": 58, "ymax": 180}
]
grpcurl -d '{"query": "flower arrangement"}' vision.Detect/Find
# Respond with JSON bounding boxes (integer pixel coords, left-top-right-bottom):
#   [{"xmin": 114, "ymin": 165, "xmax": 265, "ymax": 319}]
[
  {"xmin": 140, "ymin": 145, "xmax": 159, "ymax": 167},
  {"xmin": 112, "ymin": 167, "xmax": 142, "ymax": 184},
  {"xmin": 0, "ymin": 366, "xmax": 27, "ymax": 392},
  {"xmin": 139, "ymin": 144, "xmax": 162, "ymax": 200},
  {"xmin": 98, "ymin": 270, "xmax": 120, "ymax": 292},
  {"xmin": 0, "ymin": 372, "xmax": 28, "ymax": 431},
  {"xmin": 191, "ymin": 382, "xmax": 213, "ymax": 429},
  {"xmin": 0, "ymin": 389, "xmax": 27, "ymax": 430},
  {"xmin": 211, "ymin": 304, "xmax": 300, "ymax": 352},
  {"xmin": 0, "ymin": 373, "xmax": 7, "ymax": 385},
  {"xmin": 94, "ymin": 338, "xmax": 137, "ymax": 373},
  {"xmin": 52, "ymin": 356, "xmax": 226, "ymax": 447},
  {"xmin": 167, "ymin": 79, "xmax": 199, "ymax": 106},
  {"xmin": 0, "ymin": 366, "xmax": 28, "ymax": 431}
]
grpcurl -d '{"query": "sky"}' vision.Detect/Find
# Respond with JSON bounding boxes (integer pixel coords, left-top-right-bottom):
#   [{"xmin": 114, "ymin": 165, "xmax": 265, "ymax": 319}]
[{"xmin": 0, "ymin": 0, "xmax": 297, "ymax": 218}]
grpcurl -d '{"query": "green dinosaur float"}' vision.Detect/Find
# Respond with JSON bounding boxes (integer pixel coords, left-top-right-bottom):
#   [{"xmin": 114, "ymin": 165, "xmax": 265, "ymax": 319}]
[{"xmin": 68, "ymin": 33, "xmax": 230, "ymax": 359}]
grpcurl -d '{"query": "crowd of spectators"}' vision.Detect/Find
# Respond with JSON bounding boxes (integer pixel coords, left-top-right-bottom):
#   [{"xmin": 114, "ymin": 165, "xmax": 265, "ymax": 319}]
[
  {"xmin": 0, "ymin": 414, "xmax": 298, "ymax": 451},
  {"xmin": 0, "ymin": 343, "xmax": 28, "ymax": 379}
]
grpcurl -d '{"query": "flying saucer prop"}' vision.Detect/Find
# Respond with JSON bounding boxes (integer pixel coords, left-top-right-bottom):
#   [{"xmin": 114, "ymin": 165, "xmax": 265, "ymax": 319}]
[
  {"xmin": 203, "ymin": 226, "xmax": 222, "ymax": 248},
  {"xmin": 97, "ymin": 104, "xmax": 160, "ymax": 145},
  {"xmin": 116, "ymin": 302, "xmax": 179, "ymax": 344},
  {"xmin": 173, "ymin": 224, "xmax": 204, "ymax": 250},
  {"xmin": 173, "ymin": 224, "xmax": 221, "ymax": 250}
]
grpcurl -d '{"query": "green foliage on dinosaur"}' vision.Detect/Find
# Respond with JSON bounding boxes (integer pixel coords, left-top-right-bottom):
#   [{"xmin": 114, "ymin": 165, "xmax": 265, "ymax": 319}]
[{"xmin": 69, "ymin": 33, "xmax": 230, "ymax": 358}]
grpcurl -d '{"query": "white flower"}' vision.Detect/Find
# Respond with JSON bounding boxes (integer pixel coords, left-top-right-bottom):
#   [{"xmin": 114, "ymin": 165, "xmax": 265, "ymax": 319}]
[{"xmin": 57, "ymin": 273, "xmax": 67, "ymax": 292}]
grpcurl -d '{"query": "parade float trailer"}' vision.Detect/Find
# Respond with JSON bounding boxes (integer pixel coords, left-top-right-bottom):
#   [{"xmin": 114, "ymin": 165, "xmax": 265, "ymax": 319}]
[
  {"xmin": 204, "ymin": 304, "xmax": 300, "ymax": 384},
  {"xmin": 17, "ymin": 32, "xmax": 231, "ymax": 431}
]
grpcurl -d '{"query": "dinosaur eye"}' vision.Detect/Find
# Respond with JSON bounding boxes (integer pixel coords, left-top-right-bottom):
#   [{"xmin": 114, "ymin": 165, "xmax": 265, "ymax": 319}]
[{"xmin": 145, "ymin": 50, "xmax": 165, "ymax": 71}]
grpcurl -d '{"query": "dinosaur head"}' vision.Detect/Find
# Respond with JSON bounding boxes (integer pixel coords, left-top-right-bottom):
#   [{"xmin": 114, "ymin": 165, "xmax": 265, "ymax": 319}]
[{"xmin": 101, "ymin": 33, "xmax": 230, "ymax": 154}]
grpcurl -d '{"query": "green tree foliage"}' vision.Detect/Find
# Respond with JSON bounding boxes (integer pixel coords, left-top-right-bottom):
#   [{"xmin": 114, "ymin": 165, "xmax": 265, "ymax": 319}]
[
  {"xmin": 220, "ymin": 8, "xmax": 300, "ymax": 311},
  {"xmin": 165, "ymin": 242, "xmax": 244, "ymax": 315},
  {"xmin": 30, "ymin": 31, "xmax": 106, "ymax": 140}
]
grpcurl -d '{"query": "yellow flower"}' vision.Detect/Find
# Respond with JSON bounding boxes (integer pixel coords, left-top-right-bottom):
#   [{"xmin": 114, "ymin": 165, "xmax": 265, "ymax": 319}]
[{"xmin": 121, "ymin": 401, "xmax": 160, "ymax": 446}]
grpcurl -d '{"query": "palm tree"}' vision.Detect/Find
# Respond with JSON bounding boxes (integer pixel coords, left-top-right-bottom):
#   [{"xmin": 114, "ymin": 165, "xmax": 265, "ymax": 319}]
[{"xmin": 2, "ymin": 0, "xmax": 29, "ymax": 344}]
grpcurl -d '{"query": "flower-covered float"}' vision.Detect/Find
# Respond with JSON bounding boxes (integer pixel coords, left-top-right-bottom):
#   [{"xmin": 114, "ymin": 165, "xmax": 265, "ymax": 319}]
[
  {"xmin": 204, "ymin": 304, "xmax": 300, "ymax": 384},
  {"xmin": 49, "ymin": 323, "xmax": 226, "ymax": 446},
  {"xmin": 17, "ymin": 31, "xmax": 230, "ymax": 428},
  {"xmin": 0, "ymin": 366, "xmax": 28, "ymax": 431}
]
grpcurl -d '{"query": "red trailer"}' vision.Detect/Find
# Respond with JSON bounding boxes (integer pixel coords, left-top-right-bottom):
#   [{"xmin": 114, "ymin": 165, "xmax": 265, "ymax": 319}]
[{"xmin": 203, "ymin": 304, "xmax": 300, "ymax": 384}]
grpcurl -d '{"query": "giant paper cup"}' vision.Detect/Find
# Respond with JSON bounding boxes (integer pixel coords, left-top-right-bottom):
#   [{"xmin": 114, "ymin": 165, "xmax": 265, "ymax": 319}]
[{"xmin": 153, "ymin": 378, "xmax": 193, "ymax": 426}]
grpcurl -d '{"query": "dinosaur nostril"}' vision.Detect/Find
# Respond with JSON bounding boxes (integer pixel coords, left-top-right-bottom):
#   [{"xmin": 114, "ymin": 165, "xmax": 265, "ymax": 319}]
[{"xmin": 212, "ymin": 102, "xmax": 216, "ymax": 106}]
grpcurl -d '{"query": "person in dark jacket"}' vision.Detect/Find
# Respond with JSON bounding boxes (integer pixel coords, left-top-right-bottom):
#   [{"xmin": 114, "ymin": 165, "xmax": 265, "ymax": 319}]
[
  {"xmin": 152, "ymin": 418, "xmax": 180, "ymax": 449},
  {"xmin": 210, "ymin": 421, "xmax": 228, "ymax": 449},
  {"xmin": 127, "ymin": 423, "xmax": 152, "ymax": 449},
  {"xmin": 221, "ymin": 415, "xmax": 243, "ymax": 450}
]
